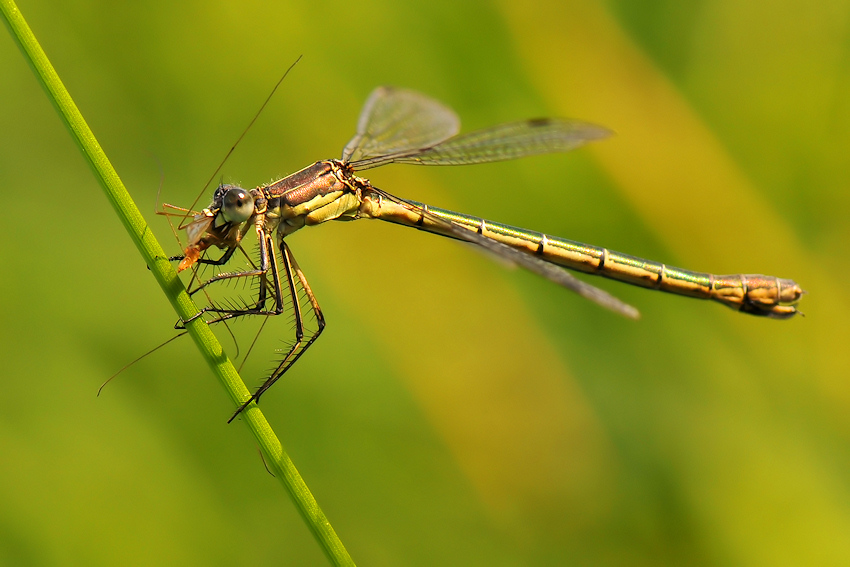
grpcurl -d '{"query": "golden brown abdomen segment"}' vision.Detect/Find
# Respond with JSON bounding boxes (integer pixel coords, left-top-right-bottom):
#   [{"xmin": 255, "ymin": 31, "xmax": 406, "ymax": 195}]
[{"xmin": 359, "ymin": 196, "xmax": 803, "ymax": 318}]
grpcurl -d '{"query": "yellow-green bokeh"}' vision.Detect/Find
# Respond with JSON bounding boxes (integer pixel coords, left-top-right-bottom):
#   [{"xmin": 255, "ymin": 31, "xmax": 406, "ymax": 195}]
[{"xmin": 1, "ymin": 1, "xmax": 848, "ymax": 565}]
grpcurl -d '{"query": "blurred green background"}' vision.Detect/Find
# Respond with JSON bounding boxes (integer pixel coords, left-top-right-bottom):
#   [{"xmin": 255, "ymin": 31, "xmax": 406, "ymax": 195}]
[{"xmin": 2, "ymin": 0, "xmax": 848, "ymax": 565}]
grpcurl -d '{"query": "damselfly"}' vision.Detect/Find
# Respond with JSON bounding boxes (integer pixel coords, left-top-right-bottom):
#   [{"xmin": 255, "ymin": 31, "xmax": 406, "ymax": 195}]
[{"xmin": 170, "ymin": 86, "xmax": 802, "ymax": 421}]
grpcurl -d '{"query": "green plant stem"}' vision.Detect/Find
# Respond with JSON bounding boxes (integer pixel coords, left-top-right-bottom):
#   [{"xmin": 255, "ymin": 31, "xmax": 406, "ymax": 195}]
[{"xmin": 0, "ymin": 2, "xmax": 354, "ymax": 565}]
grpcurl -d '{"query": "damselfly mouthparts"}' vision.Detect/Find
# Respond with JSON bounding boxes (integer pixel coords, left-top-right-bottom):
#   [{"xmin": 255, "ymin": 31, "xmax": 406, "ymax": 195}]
[{"xmin": 170, "ymin": 86, "xmax": 803, "ymax": 422}]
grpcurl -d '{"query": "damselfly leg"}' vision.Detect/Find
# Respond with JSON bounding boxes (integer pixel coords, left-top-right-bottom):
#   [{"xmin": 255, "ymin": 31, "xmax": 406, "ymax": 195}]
[
  {"xmin": 169, "ymin": 213, "xmax": 324, "ymax": 421},
  {"xmin": 227, "ymin": 241, "xmax": 325, "ymax": 422}
]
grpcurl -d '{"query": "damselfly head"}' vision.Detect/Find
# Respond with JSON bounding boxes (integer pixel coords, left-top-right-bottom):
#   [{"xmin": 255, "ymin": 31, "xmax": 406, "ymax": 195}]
[{"xmin": 177, "ymin": 185, "xmax": 255, "ymax": 272}]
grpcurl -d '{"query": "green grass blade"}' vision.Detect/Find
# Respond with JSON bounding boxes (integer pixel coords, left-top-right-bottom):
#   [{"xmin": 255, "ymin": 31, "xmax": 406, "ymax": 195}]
[{"xmin": 0, "ymin": 1, "xmax": 354, "ymax": 564}]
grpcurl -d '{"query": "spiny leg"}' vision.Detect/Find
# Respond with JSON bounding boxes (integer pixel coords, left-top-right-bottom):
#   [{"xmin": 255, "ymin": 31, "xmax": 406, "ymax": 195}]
[
  {"xmin": 182, "ymin": 244, "xmax": 264, "ymax": 301},
  {"xmin": 182, "ymin": 231, "xmax": 286, "ymax": 326},
  {"xmin": 228, "ymin": 239, "xmax": 305, "ymax": 421},
  {"xmin": 165, "ymin": 223, "xmax": 245, "ymax": 350},
  {"xmin": 169, "ymin": 245, "xmax": 245, "ymax": 327},
  {"xmin": 228, "ymin": 241, "xmax": 326, "ymax": 423},
  {"xmin": 193, "ymin": 236, "xmax": 283, "ymax": 362},
  {"xmin": 166, "ymin": 245, "xmax": 244, "ymax": 355},
  {"xmin": 184, "ymin": 239, "xmax": 269, "ymax": 303}
]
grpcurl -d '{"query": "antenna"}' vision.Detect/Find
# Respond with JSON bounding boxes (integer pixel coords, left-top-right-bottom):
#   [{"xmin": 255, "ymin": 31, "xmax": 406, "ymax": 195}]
[{"xmin": 179, "ymin": 54, "xmax": 304, "ymax": 227}]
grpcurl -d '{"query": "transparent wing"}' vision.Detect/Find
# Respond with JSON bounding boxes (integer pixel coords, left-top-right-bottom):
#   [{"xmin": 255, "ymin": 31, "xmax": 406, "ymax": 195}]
[
  {"xmin": 350, "ymin": 118, "xmax": 611, "ymax": 170},
  {"xmin": 185, "ymin": 213, "xmax": 214, "ymax": 246},
  {"xmin": 368, "ymin": 186, "xmax": 640, "ymax": 319},
  {"xmin": 341, "ymin": 86, "xmax": 460, "ymax": 164}
]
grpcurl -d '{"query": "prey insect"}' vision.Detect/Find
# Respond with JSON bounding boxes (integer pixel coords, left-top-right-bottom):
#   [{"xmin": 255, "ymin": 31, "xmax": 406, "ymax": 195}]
[{"xmin": 170, "ymin": 86, "xmax": 803, "ymax": 422}]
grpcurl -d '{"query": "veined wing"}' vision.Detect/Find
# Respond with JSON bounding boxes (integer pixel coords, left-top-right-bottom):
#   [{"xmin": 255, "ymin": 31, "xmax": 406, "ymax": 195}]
[
  {"xmin": 367, "ymin": 186, "xmax": 640, "ymax": 319},
  {"xmin": 342, "ymin": 86, "xmax": 460, "ymax": 164},
  {"xmin": 350, "ymin": 118, "xmax": 611, "ymax": 170}
]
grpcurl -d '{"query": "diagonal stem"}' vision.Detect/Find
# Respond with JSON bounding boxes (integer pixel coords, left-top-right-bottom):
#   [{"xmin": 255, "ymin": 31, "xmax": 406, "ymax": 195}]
[{"xmin": 0, "ymin": 2, "xmax": 354, "ymax": 565}]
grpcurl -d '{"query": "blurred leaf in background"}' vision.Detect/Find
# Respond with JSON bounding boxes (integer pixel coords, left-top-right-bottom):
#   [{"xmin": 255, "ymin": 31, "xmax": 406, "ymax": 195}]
[{"xmin": 1, "ymin": 0, "xmax": 847, "ymax": 565}]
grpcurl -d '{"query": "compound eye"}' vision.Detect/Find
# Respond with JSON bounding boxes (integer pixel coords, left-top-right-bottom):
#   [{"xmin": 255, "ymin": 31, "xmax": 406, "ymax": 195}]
[{"xmin": 221, "ymin": 188, "xmax": 255, "ymax": 223}]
